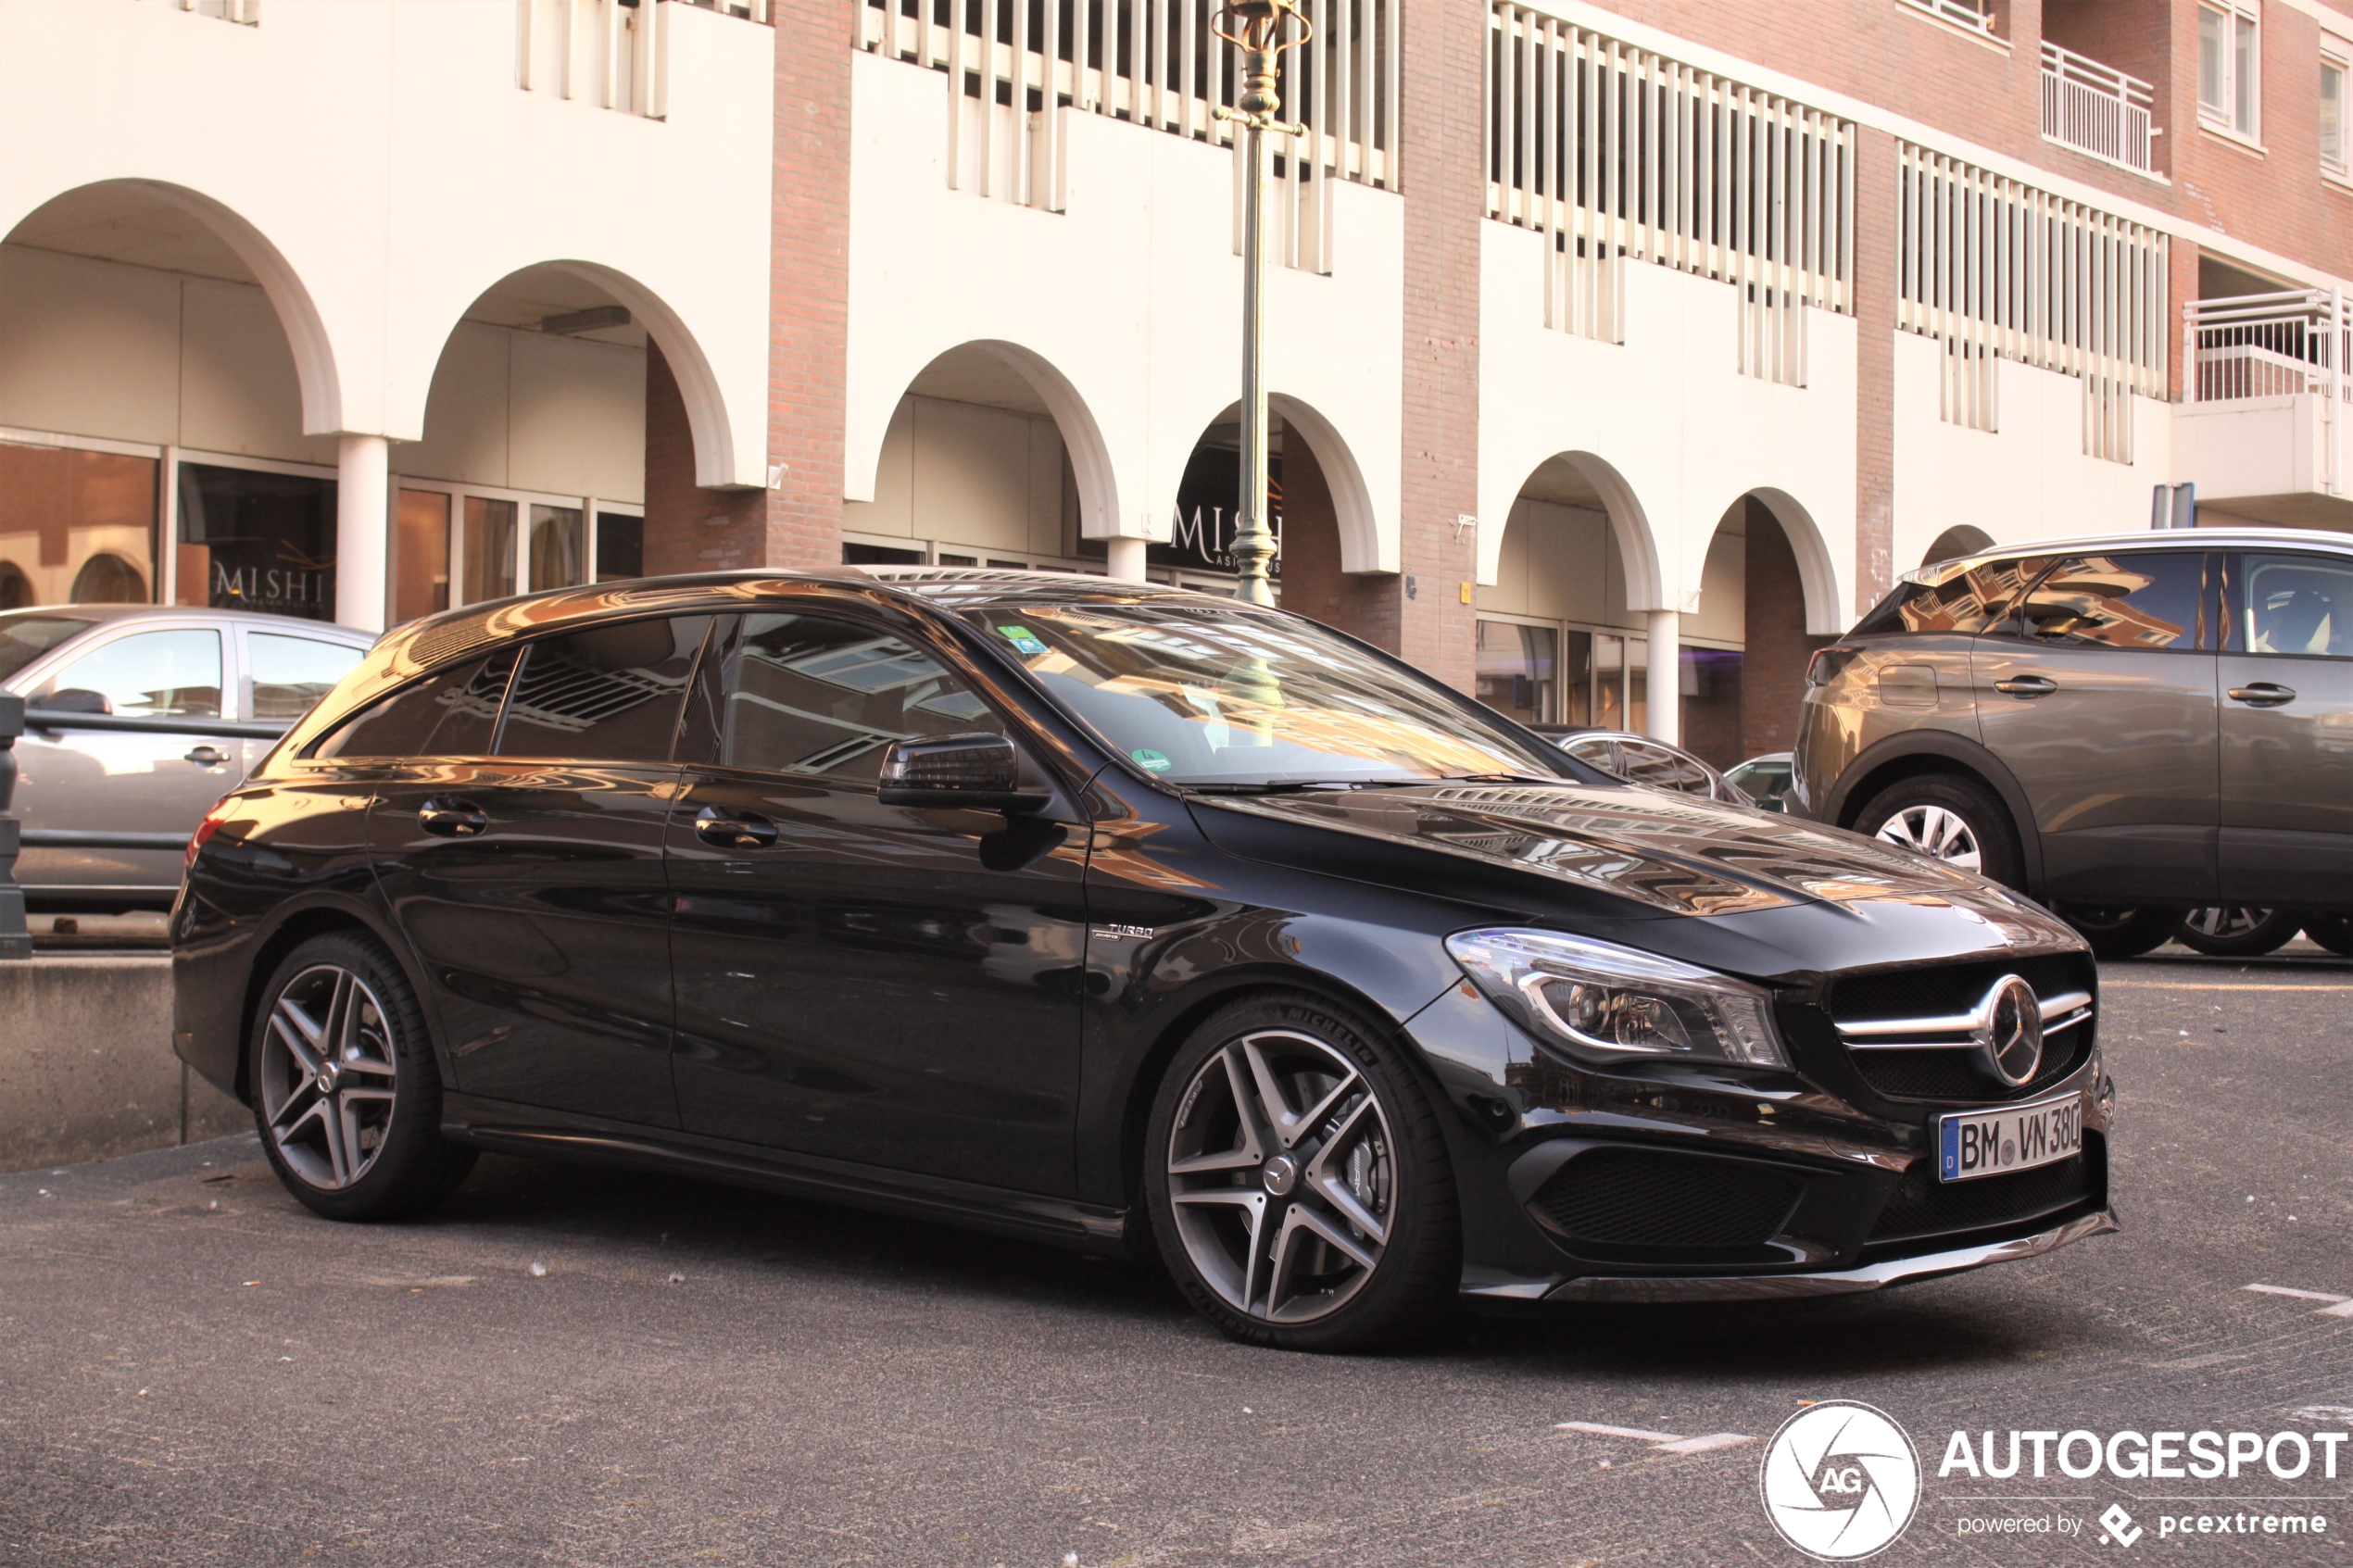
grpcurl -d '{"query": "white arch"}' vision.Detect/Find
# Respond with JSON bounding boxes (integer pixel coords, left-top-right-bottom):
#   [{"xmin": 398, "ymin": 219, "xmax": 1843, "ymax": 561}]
[
  {"xmin": 5, "ymin": 179, "xmax": 344, "ymax": 436},
  {"xmin": 1744, "ymin": 487, "xmax": 1847, "ymax": 635},
  {"xmin": 1266, "ymin": 395, "xmax": 1381, "ymax": 576},
  {"xmin": 1478, "ymin": 451, "xmax": 1667, "ymax": 613}
]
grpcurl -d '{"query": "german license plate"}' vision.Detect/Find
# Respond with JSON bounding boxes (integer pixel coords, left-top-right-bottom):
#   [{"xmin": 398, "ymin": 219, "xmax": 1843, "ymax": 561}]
[{"xmin": 1937, "ymin": 1092, "xmax": 2083, "ymax": 1183}]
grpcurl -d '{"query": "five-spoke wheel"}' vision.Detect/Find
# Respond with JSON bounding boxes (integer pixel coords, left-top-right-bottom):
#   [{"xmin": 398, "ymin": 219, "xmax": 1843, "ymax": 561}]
[{"xmin": 1870, "ymin": 802, "xmax": 1982, "ymax": 871}]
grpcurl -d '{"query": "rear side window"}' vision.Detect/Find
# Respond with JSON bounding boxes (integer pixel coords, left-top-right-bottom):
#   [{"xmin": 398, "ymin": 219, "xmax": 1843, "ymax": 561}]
[
  {"xmin": 2016, "ymin": 553, "xmax": 2206, "ymax": 651},
  {"xmin": 2235, "ymin": 553, "xmax": 2353, "ymax": 657},
  {"xmin": 250, "ymin": 633, "xmax": 365, "ymax": 720},
  {"xmin": 714, "ymin": 612, "xmax": 1001, "ymax": 782},
  {"xmin": 1852, "ymin": 557, "xmax": 2054, "ymax": 636},
  {"xmin": 495, "ymin": 616, "xmax": 711, "ymax": 762},
  {"xmin": 315, "ymin": 648, "xmax": 518, "ymax": 759}
]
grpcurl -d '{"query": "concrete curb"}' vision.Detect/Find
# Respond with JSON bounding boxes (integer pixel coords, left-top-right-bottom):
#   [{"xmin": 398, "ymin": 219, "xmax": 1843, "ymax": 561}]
[{"xmin": 0, "ymin": 954, "xmax": 245, "ymax": 1172}]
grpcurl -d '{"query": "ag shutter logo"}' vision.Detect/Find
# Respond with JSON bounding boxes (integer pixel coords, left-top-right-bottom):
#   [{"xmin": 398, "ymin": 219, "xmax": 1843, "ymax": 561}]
[{"xmin": 1759, "ymin": 1401, "xmax": 1922, "ymax": 1560}]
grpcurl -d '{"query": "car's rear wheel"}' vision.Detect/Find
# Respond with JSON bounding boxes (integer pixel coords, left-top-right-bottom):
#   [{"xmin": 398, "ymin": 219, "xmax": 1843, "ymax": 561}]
[
  {"xmin": 2057, "ymin": 905, "xmax": 2179, "ymax": 960},
  {"xmin": 2173, "ymin": 907, "xmax": 2300, "ymax": 958},
  {"xmin": 1855, "ymin": 775, "xmax": 2024, "ymax": 887},
  {"xmin": 1143, "ymin": 994, "xmax": 1457, "ymax": 1352},
  {"xmin": 252, "ymin": 933, "xmax": 475, "ymax": 1221},
  {"xmin": 2305, "ymin": 914, "xmax": 2353, "ymax": 957}
]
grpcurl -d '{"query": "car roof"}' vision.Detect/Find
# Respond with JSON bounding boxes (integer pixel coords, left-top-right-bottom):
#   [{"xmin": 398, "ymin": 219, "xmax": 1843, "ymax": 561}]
[
  {"xmin": 0, "ymin": 602, "xmax": 375, "ymax": 640},
  {"xmin": 1908, "ymin": 526, "xmax": 2353, "ymax": 585}
]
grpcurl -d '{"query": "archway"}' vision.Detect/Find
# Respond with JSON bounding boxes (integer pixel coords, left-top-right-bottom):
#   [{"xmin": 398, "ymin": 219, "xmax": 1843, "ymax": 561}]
[
  {"xmin": 0, "ymin": 181, "xmax": 337, "ymax": 615},
  {"xmin": 1685, "ymin": 490, "xmax": 1846, "ymax": 765},
  {"xmin": 844, "ymin": 341, "xmax": 1120, "ymax": 575},
  {"xmin": 1921, "ymin": 523, "xmax": 1994, "ymax": 568}
]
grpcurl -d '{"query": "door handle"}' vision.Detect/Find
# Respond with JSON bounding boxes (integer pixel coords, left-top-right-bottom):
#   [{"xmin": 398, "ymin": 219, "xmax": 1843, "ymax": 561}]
[
  {"xmin": 183, "ymin": 745, "xmax": 230, "ymax": 766},
  {"xmin": 694, "ymin": 806, "xmax": 779, "ymax": 849},
  {"xmin": 1993, "ymin": 675, "xmax": 2058, "ymax": 697},
  {"xmin": 417, "ymin": 799, "xmax": 488, "ymax": 837},
  {"xmin": 2228, "ymin": 683, "xmax": 2297, "ymax": 707}
]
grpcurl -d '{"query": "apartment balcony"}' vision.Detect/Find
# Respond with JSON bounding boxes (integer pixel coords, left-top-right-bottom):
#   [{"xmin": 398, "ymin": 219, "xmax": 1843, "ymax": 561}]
[
  {"xmin": 2039, "ymin": 41, "xmax": 2157, "ymax": 176},
  {"xmin": 2174, "ymin": 291, "xmax": 2352, "ymax": 528}
]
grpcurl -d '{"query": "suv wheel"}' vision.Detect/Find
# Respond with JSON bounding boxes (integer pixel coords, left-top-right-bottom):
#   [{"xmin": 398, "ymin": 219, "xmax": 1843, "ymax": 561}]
[
  {"xmin": 2305, "ymin": 914, "xmax": 2353, "ymax": 958},
  {"xmin": 1855, "ymin": 775, "xmax": 2024, "ymax": 887},
  {"xmin": 2058, "ymin": 905, "xmax": 2178, "ymax": 960},
  {"xmin": 252, "ymin": 934, "xmax": 477, "ymax": 1222},
  {"xmin": 1143, "ymin": 994, "xmax": 1458, "ymax": 1352},
  {"xmin": 2174, "ymin": 907, "xmax": 2300, "ymax": 958}
]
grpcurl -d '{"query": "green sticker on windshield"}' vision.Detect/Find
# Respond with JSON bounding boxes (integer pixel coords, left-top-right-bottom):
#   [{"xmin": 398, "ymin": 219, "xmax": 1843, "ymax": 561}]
[
  {"xmin": 1131, "ymin": 748, "xmax": 1173, "ymax": 772},
  {"xmin": 997, "ymin": 624, "xmax": 1049, "ymax": 657}
]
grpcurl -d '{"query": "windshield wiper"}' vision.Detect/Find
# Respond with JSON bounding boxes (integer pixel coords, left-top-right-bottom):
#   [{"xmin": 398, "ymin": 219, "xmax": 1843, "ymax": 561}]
[
  {"xmin": 1440, "ymin": 772, "xmax": 1563, "ymax": 784},
  {"xmin": 1180, "ymin": 778, "xmax": 1433, "ymax": 795}
]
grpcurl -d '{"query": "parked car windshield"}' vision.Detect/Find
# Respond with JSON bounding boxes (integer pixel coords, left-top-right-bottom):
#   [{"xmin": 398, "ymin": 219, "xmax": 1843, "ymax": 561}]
[
  {"xmin": 966, "ymin": 600, "xmax": 1569, "ymax": 786},
  {"xmin": 0, "ymin": 612, "xmax": 95, "ymax": 684}
]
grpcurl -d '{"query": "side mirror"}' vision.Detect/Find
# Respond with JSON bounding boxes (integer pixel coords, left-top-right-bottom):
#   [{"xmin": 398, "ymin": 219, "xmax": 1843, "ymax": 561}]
[
  {"xmin": 878, "ymin": 732, "xmax": 1051, "ymax": 813},
  {"xmin": 31, "ymin": 688, "xmax": 109, "ymax": 716}
]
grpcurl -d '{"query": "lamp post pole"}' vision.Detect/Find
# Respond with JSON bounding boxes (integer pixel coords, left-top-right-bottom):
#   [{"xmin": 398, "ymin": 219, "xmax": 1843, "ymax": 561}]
[{"xmin": 1215, "ymin": 0, "xmax": 1309, "ymax": 608}]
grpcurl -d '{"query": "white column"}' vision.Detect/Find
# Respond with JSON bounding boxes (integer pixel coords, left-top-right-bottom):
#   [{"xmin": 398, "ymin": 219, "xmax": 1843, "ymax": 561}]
[
  {"xmin": 1644, "ymin": 608, "xmax": 1680, "ymax": 745},
  {"xmin": 1105, "ymin": 537, "xmax": 1149, "ymax": 583},
  {"xmin": 335, "ymin": 434, "xmax": 390, "ymax": 632}
]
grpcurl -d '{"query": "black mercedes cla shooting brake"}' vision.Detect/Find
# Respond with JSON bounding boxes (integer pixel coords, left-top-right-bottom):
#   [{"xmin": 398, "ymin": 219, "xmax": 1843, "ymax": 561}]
[{"xmin": 174, "ymin": 568, "xmax": 2117, "ymax": 1350}]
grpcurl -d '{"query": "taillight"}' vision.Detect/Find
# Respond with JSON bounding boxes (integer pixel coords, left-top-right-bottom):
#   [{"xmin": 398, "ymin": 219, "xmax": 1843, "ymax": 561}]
[
  {"xmin": 1805, "ymin": 646, "xmax": 1860, "ymax": 688},
  {"xmin": 186, "ymin": 798, "xmax": 233, "ymax": 868}
]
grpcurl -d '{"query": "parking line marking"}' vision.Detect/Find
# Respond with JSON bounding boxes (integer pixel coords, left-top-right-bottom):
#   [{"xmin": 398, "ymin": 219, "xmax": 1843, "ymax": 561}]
[
  {"xmin": 1552, "ymin": 1421, "xmax": 1755, "ymax": 1456},
  {"xmin": 2103, "ymin": 983, "xmax": 2353, "ymax": 992},
  {"xmin": 1655, "ymin": 1433, "xmax": 1755, "ymax": 1455},
  {"xmin": 1554, "ymin": 1422, "xmax": 1683, "ymax": 1442},
  {"xmin": 2245, "ymin": 1284, "xmax": 2350, "ymax": 1303}
]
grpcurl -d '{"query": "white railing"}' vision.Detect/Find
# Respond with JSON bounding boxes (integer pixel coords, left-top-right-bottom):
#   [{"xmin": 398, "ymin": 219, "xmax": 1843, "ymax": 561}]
[
  {"xmin": 517, "ymin": 0, "xmax": 769, "ymax": 120},
  {"xmin": 2040, "ymin": 41, "xmax": 2155, "ymax": 174},
  {"xmin": 1485, "ymin": 6, "xmax": 1853, "ymax": 384},
  {"xmin": 2186, "ymin": 290, "xmax": 2351, "ymax": 402},
  {"xmin": 1898, "ymin": 143, "xmax": 2168, "ymax": 462},
  {"xmin": 1900, "ymin": 0, "xmax": 1994, "ymax": 35},
  {"xmin": 858, "ymin": 0, "xmax": 1396, "ymax": 270},
  {"xmin": 177, "ymin": 0, "xmax": 259, "ymax": 22}
]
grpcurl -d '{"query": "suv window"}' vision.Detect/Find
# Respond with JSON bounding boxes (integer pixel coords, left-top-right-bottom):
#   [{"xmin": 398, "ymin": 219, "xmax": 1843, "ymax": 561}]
[
  {"xmin": 315, "ymin": 647, "xmax": 518, "ymax": 759},
  {"xmin": 1853, "ymin": 557, "xmax": 2054, "ymax": 636},
  {"xmin": 716, "ymin": 613, "xmax": 1001, "ymax": 782},
  {"xmin": 2235, "ymin": 553, "xmax": 2352, "ymax": 657},
  {"xmin": 495, "ymin": 617, "xmax": 711, "ymax": 763},
  {"xmin": 2015, "ymin": 552, "xmax": 2206, "ymax": 651},
  {"xmin": 30, "ymin": 628, "xmax": 222, "ymax": 717}
]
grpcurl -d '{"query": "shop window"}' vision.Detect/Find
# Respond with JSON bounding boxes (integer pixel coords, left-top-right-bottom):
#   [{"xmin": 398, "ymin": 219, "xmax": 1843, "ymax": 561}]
[
  {"xmin": 597, "ymin": 512, "xmax": 645, "ymax": 581},
  {"xmin": 528, "ymin": 505, "xmax": 585, "ymax": 593},
  {"xmin": 1475, "ymin": 621, "xmax": 1557, "ymax": 726},
  {"xmin": 463, "ymin": 497, "xmax": 519, "ymax": 604},
  {"xmin": 0, "ymin": 441, "xmax": 159, "ymax": 609},
  {"xmin": 1593, "ymin": 633, "xmax": 1648, "ymax": 734},
  {"xmin": 176, "ymin": 463, "xmax": 335, "ymax": 621},
  {"xmin": 396, "ymin": 490, "xmax": 451, "ymax": 623}
]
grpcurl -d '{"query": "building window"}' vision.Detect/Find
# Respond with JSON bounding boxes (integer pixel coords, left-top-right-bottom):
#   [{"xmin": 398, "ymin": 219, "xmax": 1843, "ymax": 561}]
[
  {"xmin": 2324, "ymin": 55, "xmax": 2348, "ymax": 175},
  {"xmin": 2199, "ymin": 2, "xmax": 2259, "ymax": 137}
]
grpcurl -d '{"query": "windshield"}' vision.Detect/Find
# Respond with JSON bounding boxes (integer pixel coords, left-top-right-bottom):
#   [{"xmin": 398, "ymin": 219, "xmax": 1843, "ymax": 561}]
[
  {"xmin": 0, "ymin": 612, "xmax": 95, "ymax": 684},
  {"xmin": 966, "ymin": 600, "xmax": 1569, "ymax": 786}
]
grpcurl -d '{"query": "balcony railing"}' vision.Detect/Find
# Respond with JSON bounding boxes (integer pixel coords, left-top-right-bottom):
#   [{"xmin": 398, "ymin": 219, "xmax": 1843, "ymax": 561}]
[
  {"xmin": 2186, "ymin": 290, "xmax": 2352, "ymax": 404},
  {"xmin": 517, "ymin": 0, "xmax": 770, "ymax": 120},
  {"xmin": 175, "ymin": 0, "xmax": 259, "ymax": 23},
  {"xmin": 2040, "ymin": 41, "xmax": 2155, "ymax": 174},
  {"xmin": 1900, "ymin": 0, "xmax": 1994, "ymax": 35}
]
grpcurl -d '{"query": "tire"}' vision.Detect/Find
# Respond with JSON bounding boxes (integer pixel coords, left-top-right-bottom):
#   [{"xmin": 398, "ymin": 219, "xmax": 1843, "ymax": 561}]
[
  {"xmin": 250, "ymin": 933, "xmax": 476, "ymax": 1222},
  {"xmin": 1142, "ymin": 993, "xmax": 1458, "ymax": 1353},
  {"xmin": 2305, "ymin": 914, "xmax": 2353, "ymax": 958},
  {"xmin": 2174, "ymin": 907, "xmax": 2300, "ymax": 958},
  {"xmin": 2057, "ymin": 905, "xmax": 2179, "ymax": 960},
  {"xmin": 1854, "ymin": 774, "xmax": 2025, "ymax": 888}
]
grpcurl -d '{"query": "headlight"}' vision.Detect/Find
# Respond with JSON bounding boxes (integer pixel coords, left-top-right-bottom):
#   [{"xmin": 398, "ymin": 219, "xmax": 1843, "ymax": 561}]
[{"xmin": 1444, "ymin": 927, "xmax": 1789, "ymax": 1070}]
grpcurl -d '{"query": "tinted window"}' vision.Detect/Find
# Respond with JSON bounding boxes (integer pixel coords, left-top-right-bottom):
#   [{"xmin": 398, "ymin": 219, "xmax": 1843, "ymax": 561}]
[
  {"xmin": 250, "ymin": 633, "xmax": 365, "ymax": 720},
  {"xmin": 496, "ymin": 617, "xmax": 711, "ymax": 762},
  {"xmin": 315, "ymin": 648, "xmax": 517, "ymax": 759},
  {"xmin": 0, "ymin": 613, "xmax": 95, "ymax": 683},
  {"xmin": 2237, "ymin": 553, "xmax": 2353, "ymax": 657},
  {"xmin": 2017, "ymin": 552, "xmax": 2205, "ymax": 651},
  {"xmin": 1851, "ymin": 556, "xmax": 2055, "ymax": 636},
  {"xmin": 32, "ymin": 628, "xmax": 221, "ymax": 718},
  {"xmin": 719, "ymin": 613, "xmax": 1001, "ymax": 782}
]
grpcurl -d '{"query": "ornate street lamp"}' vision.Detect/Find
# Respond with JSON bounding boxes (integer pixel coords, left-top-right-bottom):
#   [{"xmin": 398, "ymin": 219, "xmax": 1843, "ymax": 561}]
[{"xmin": 1213, "ymin": 0, "xmax": 1311, "ymax": 607}]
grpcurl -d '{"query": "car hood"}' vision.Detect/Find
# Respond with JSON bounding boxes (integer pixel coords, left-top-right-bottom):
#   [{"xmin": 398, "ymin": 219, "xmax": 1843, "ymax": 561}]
[{"xmin": 1193, "ymin": 780, "xmax": 2058, "ymax": 934}]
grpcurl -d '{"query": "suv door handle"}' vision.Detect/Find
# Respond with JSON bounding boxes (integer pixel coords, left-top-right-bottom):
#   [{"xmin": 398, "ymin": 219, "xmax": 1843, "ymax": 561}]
[
  {"xmin": 694, "ymin": 806, "xmax": 779, "ymax": 849},
  {"xmin": 2228, "ymin": 683, "xmax": 2296, "ymax": 707},
  {"xmin": 1993, "ymin": 675, "xmax": 2057, "ymax": 696},
  {"xmin": 183, "ymin": 745, "xmax": 230, "ymax": 766},
  {"xmin": 417, "ymin": 799, "xmax": 488, "ymax": 837}
]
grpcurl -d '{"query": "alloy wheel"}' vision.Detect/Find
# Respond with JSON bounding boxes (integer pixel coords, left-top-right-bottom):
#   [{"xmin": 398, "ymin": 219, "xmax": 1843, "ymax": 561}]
[
  {"xmin": 1873, "ymin": 803, "xmax": 1982, "ymax": 871},
  {"xmin": 258, "ymin": 964, "xmax": 400, "ymax": 1191},
  {"xmin": 1164, "ymin": 1030, "xmax": 1395, "ymax": 1324},
  {"xmin": 2181, "ymin": 907, "xmax": 2271, "ymax": 942}
]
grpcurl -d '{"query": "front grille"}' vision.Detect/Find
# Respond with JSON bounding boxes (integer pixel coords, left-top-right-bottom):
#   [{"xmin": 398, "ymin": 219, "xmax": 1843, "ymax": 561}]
[
  {"xmin": 1850, "ymin": 1030, "xmax": 2087, "ymax": 1101},
  {"xmin": 1530, "ymin": 1147, "xmax": 1803, "ymax": 1251},
  {"xmin": 1831, "ymin": 953, "xmax": 2096, "ymax": 1103},
  {"xmin": 1867, "ymin": 1144, "xmax": 2097, "ymax": 1246}
]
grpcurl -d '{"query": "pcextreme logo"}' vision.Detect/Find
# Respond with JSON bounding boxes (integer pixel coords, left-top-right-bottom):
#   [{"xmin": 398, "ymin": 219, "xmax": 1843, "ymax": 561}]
[{"xmin": 1758, "ymin": 1401, "xmax": 1922, "ymax": 1561}]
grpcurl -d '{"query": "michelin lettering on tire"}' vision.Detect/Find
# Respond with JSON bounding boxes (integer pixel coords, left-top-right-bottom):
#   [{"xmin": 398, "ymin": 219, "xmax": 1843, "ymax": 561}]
[{"xmin": 1758, "ymin": 1400, "xmax": 1920, "ymax": 1560}]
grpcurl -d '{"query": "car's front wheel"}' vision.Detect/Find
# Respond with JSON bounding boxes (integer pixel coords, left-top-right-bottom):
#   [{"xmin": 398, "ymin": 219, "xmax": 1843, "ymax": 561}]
[
  {"xmin": 251, "ymin": 933, "xmax": 476, "ymax": 1222},
  {"xmin": 2174, "ymin": 907, "xmax": 2300, "ymax": 958},
  {"xmin": 1855, "ymin": 774, "xmax": 2024, "ymax": 887},
  {"xmin": 1143, "ymin": 994, "xmax": 1458, "ymax": 1352}
]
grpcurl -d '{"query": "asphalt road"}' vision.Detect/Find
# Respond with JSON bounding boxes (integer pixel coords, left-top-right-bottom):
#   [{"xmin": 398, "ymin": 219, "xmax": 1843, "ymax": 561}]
[{"xmin": 4, "ymin": 950, "xmax": 2349, "ymax": 1568}]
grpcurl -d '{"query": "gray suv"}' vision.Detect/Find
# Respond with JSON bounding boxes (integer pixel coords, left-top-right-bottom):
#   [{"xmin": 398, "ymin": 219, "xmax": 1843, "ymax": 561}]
[{"xmin": 1792, "ymin": 528, "xmax": 2351, "ymax": 956}]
